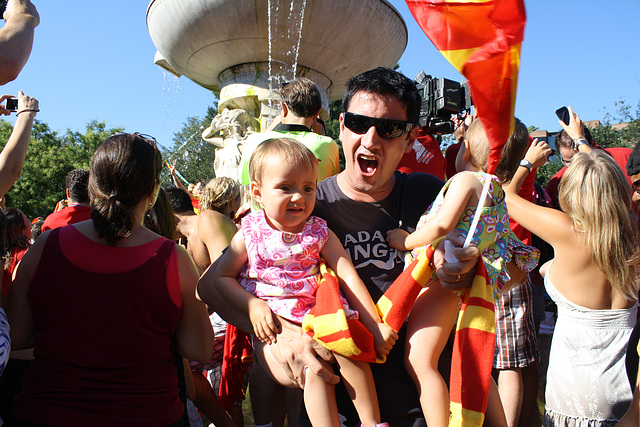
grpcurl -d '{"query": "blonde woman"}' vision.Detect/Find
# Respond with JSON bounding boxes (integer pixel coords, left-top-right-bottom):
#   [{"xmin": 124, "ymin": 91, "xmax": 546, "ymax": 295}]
[{"xmin": 505, "ymin": 122, "xmax": 639, "ymax": 425}]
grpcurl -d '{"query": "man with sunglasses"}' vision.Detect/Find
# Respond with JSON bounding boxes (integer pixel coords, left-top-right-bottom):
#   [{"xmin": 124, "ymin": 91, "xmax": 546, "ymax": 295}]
[
  {"xmin": 199, "ymin": 67, "xmax": 482, "ymax": 426},
  {"xmin": 302, "ymin": 67, "xmax": 481, "ymax": 426}
]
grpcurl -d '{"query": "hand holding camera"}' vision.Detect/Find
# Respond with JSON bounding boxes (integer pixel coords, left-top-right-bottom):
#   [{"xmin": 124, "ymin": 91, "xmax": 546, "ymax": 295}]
[{"xmin": 0, "ymin": 91, "xmax": 39, "ymax": 116}]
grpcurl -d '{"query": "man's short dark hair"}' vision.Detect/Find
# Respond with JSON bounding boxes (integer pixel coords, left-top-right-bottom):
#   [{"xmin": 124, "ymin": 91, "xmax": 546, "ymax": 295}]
[
  {"xmin": 165, "ymin": 187, "xmax": 194, "ymax": 213},
  {"xmin": 342, "ymin": 67, "xmax": 421, "ymax": 125},
  {"xmin": 555, "ymin": 126, "xmax": 593, "ymax": 150},
  {"xmin": 279, "ymin": 77, "xmax": 322, "ymax": 118},
  {"xmin": 626, "ymin": 141, "xmax": 640, "ymax": 176},
  {"xmin": 65, "ymin": 169, "xmax": 89, "ymax": 204}
]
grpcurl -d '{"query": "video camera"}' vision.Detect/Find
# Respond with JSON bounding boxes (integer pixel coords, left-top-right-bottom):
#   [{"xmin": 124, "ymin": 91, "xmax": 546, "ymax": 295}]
[{"xmin": 415, "ymin": 71, "xmax": 472, "ymax": 135}]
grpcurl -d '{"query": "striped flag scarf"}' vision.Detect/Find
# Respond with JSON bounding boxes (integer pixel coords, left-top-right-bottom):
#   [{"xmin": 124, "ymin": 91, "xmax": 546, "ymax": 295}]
[{"xmin": 303, "ymin": 245, "xmax": 495, "ymax": 426}]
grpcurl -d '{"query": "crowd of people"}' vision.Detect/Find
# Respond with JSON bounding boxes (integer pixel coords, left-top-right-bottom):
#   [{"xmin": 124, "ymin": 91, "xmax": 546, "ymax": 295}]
[{"xmin": 1, "ymin": 1, "xmax": 640, "ymax": 425}]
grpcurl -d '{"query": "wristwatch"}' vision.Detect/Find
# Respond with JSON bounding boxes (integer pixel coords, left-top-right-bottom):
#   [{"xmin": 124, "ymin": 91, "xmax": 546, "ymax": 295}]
[
  {"xmin": 519, "ymin": 159, "xmax": 533, "ymax": 173},
  {"xmin": 574, "ymin": 138, "xmax": 589, "ymax": 148}
]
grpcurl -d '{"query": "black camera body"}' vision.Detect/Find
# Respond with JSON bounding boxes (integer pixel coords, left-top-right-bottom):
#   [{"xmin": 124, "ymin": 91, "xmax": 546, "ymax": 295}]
[{"xmin": 415, "ymin": 70, "xmax": 472, "ymax": 135}]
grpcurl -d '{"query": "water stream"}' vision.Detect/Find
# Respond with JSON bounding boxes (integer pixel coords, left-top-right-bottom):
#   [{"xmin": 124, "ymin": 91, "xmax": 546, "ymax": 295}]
[{"xmin": 266, "ymin": 0, "xmax": 307, "ymax": 124}]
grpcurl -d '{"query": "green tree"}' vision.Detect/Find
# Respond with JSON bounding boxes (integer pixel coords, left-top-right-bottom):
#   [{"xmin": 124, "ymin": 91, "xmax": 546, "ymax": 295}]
[
  {"xmin": 1, "ymin": 119, "xmax": 120, "ymax": 218},
  {"xmin": 162, "ymin": 105, "xmax": 218, "ymax": 187}
]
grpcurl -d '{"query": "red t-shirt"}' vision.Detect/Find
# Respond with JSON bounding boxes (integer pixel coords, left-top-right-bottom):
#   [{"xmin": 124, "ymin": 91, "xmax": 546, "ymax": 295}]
[
  {"xmin": 545, "ymin": 146, "xmax": 632, "ymax": 210},
  {"xmin": 397, "ymin": 130, "xmax": 446, "ymax": 181},
  {"xmin": 41, "ymin": 204, "xmax": 92, "ymax": 232}
]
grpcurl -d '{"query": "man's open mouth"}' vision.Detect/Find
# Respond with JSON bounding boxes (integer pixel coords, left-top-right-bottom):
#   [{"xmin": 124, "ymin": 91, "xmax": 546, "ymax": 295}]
[{"xmin": 358, "ymin": 154, "xmax": 378, "ymax": 175}]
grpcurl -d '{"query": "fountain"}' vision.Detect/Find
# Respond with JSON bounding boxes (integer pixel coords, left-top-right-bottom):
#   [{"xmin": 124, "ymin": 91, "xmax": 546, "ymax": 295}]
[{"xmin": 146, "ymin": 0, "xmax": 408, "ymax": 178}]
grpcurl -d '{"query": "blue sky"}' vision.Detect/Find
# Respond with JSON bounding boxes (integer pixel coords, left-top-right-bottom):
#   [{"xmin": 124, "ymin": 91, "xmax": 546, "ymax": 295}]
[{"xmin": 2, "ymin": 1, "xmax": 639, "ymax": 152}]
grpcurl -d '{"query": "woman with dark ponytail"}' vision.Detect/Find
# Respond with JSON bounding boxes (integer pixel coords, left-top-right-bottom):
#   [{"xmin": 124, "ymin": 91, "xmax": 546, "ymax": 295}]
[{"xmin": 6, "ymin": 133, "xmax": 213, "ymax": 426}]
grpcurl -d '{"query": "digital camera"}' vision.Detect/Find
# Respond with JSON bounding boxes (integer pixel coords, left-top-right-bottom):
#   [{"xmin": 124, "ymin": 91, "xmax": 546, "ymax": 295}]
[{"xmin": 415, "ymin": 70, "xmax": 473, "ymax": 135}]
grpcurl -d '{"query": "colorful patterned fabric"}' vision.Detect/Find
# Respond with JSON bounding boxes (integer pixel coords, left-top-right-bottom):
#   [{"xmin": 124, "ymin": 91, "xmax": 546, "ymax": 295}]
[
  {"xmin": 493, "ymin": 276, "xmax": 539, "ymax": 369},
  {"xmin": 405, "ymin": 0, "xmax": 526, "ymax": 174},
  {"xmin": 239, "ymin": 211, "xmax": 353, "ymax": 324},
  {"xmin": 412, "ymin": 172, "xmax": 539, "ymax": 291}
]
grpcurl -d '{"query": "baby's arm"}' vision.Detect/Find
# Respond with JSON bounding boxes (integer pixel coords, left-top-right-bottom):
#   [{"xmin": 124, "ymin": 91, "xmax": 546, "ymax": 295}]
[
  {"xmin": 386, "ymin": 172, "xmax": 481, "ymax": 251},
  {"xmin": 321, "ymin": 230, "xmax": 398, "ymax": 357},
  {"xmin": 214, "ymin": 232, "xmax": 281, "ymax": 344}
]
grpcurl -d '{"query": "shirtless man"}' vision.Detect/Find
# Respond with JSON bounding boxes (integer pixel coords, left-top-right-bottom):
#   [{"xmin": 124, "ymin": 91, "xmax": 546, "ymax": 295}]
[{"xmin": 165, "ymin": 187, "xmax": 237, "ymax": 274}]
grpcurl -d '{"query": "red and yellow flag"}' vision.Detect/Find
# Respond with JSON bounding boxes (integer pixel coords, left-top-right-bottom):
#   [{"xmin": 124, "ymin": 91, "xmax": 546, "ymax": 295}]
[{"xmin": 406, "ymin": 0, "xmax": 526, "ymax": 174}]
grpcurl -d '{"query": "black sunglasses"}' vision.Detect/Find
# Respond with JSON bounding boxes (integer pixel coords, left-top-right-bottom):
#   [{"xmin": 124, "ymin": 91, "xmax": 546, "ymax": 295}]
[{"xmin": 343, "ymin": 112, "xmax": 414, "ymax": 139}]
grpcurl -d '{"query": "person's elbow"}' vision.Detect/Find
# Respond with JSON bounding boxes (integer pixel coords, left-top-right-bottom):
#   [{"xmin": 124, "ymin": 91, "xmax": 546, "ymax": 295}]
[{"xmin": 0, "ymin": 60, "xmax": 23, "ymax": 85}]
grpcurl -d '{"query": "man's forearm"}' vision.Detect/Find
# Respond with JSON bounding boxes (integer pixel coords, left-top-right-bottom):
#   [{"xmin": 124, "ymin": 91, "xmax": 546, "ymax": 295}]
[{"xmin": 197, "ymin": 264, "xmax": 253, "ymax": 333}]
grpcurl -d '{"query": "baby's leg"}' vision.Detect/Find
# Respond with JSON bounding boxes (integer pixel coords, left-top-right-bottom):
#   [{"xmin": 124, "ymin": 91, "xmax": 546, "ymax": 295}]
[
  {"xmin": 334, "ymin": 354, "xmax": 381, "ymax": 427},
  {"xmin": 256, "ymin": 339, "xmax": 340, "ymax": 427},
  {"xmin": 405, "ymin": 282, "xmax": 459, "ymax": 427}
]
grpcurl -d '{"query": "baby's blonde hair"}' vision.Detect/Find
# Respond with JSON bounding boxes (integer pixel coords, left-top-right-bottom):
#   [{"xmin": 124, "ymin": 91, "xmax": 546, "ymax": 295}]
[
  {"xmin": 249, "ymin": 138, "xmax": 318, "ymax": 185},
  {"xmin": 465, "ymin": 118, "xmax": 529, "ymax": 183},
  {"xmin": 559, "ymin": 151, "xmax": 640, "ymax": 301}
]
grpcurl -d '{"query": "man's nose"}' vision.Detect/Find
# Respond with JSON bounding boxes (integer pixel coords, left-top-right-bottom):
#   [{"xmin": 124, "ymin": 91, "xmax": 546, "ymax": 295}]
[{"xmin": 360, "ymin": 125, "xmax": 380, "ymax": 149}]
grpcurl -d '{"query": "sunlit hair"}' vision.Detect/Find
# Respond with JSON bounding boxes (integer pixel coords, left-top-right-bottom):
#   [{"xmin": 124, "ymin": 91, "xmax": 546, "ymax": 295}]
[
  {"xmin": 0, "ymin": 207, "xmax": 31, "ymax": 270},
  {"xmin": 465, "ymin": 118, "xmax": 529, "ymax": 183},
  {"xmin": 89, "ymin": 133, "xmax": 163, "ymax": 245},
  {"xmin": 199, "ymin": 176, "xmax": 240, "ymax": 217},
  {"xmin": 559, "ymin": 151, "xmax": 640, "ymax": 300},
  {"xmin": 249, "ymin": 138, "xmax": 318, "ymax": 186},
  {"xmin": 343, "ymin": 67, "xmax": 421, "ymax": 125},
  {"xmin": 279, "ymin": 77, "xmax": 322, "ymax": 118}
]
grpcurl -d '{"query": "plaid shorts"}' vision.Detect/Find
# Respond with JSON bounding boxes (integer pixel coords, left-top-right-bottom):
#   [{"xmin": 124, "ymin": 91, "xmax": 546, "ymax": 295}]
[{"xmin": 493, "ymin": 276, "xmax": 540, "ymax": 369}]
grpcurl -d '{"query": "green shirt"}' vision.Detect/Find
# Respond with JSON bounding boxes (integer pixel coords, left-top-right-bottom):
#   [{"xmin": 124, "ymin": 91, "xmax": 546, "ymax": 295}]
[{"xmin": 239, "ymin": 124, "xmax": 341, "ymax": 185}]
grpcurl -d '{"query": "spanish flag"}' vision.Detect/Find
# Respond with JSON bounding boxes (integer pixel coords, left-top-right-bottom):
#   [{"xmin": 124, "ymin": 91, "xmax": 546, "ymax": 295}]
[{"xmin": 406, "ymin": 0, "xmax": 526, "ymax": 174}]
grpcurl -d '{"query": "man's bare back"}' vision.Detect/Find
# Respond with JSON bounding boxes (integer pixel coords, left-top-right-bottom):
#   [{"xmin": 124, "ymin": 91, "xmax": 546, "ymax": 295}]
[{"xmin": 175, "ymin": 209, "xmax": 237, "ymax": 275}]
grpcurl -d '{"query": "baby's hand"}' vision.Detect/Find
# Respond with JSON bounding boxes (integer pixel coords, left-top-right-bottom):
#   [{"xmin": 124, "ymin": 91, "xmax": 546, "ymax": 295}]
[
  {"xmin": 372, "ymin": 322, "xmax": 398, "ymax": 357},
  {"xmin": 386, "ymin": 228, "xmax": 410, "ymax": 251},
  {"xmin": 248, "ymin": 299, "xmax": 281, "ymax": 344}
]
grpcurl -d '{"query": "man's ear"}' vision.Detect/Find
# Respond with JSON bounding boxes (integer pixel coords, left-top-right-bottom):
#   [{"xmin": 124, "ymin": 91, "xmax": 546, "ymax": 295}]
[
  {"xmin": 250, "ymin": 181, "xmax": 262, "ymax": 205},
  {"xmin": 280, "ymin": 101, "xmax": 289, "ymax": 118},
  {"xmin": 404, "ymin": 125, "xmax": 419, "ymax": 153},
  {"xmin": 65, "ymin": 188, "xmax": 71, "ymax": 200}
]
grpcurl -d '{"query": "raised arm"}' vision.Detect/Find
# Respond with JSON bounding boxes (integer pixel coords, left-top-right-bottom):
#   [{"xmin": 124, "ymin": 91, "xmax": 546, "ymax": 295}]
[
  {"xmin": 559, "ymin": 106, "xmax": 592, "ymax": 154},
  {"xmin": 0, "ymin": 91, "xmax": 38, "ymax": 198},
  {"xmin": 321, "ymin": 230, "xmax": 398, "ymax": 356},
  {"xmin": 0, "ymin": 0, "xmax": 39, "ymax": 84},
  {"xmin": 504, "ymin": 139, "xmax": 571, "ymax": 246}
]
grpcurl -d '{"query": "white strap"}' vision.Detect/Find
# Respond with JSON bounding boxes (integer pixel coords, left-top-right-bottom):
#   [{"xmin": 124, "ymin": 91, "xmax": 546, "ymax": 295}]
[{"xmin": 463, "ymin": 177, "xmax": 492, "ymax": 248}]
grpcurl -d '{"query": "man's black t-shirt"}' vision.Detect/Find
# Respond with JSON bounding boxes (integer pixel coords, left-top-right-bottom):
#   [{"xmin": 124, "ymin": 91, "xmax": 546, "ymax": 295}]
[{"xmin": 307, "ymin": 171, "xmax": 443, "ymax": 427}]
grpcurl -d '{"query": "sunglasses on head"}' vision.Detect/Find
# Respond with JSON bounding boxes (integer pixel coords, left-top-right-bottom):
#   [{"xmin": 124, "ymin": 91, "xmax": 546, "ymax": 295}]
[{"xmin": 343, "ymin": 112, "xmax": 414, "ymax": 139}]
